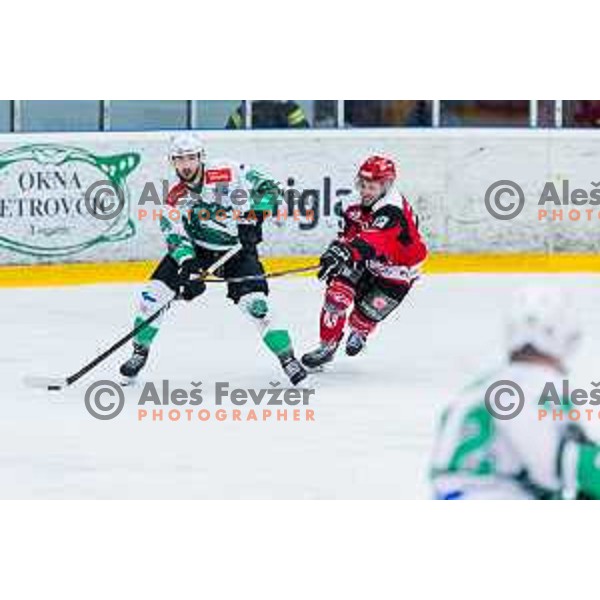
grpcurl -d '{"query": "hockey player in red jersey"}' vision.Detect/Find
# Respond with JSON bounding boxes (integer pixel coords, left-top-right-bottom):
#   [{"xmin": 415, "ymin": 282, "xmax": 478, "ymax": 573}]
[{"xmin": 301, "ymin": 155, "xmax": 428, "ymax": 369}]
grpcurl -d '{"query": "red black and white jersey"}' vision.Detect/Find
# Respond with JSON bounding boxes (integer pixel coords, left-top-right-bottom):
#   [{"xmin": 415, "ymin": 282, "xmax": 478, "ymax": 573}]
[{"xmin": 339, "ymin": 191, "xmax": 428, "ymax": 286}]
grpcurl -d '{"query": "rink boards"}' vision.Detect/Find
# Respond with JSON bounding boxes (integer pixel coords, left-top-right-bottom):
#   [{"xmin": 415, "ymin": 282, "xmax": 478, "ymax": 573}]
[
  {"xmin": 1, "ymin": 129, "xmax": 600, "ymax": 271},
  {"xmin": 3, "ymin": 253, "xmax": 600, "ymax": 287}
]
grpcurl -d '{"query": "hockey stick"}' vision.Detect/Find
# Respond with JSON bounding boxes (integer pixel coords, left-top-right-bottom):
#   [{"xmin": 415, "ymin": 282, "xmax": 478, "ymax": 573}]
[
  {"xmin": 24, "ymin": 244, "xmax": 243, "ymax": 391},
  {"xmin": 200, "ymin": 263, "xmax": 319, "ymax": 284}
]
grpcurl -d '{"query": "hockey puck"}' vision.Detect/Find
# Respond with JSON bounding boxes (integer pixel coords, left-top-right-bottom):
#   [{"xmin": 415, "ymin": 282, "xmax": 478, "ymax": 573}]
[{"xmin": 47, "ymin": 385, "xmax": 62, "ymax": 391}]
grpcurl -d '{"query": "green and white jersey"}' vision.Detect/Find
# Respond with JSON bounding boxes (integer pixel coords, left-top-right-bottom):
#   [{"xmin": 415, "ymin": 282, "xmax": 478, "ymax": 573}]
[
  {"xmin": 431, "ymin": 363, "xmax": 573, "ymax": 499},
  {"xmin": 161, "ymin": 158, "xmax": 281, "ymax": 263}
]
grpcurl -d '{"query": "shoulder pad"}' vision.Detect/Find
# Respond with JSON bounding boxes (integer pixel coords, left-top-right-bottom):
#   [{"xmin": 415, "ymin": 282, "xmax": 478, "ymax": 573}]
[{"xmin": 371, "ymin": 204, "xmax": 403, "ymax": 229}]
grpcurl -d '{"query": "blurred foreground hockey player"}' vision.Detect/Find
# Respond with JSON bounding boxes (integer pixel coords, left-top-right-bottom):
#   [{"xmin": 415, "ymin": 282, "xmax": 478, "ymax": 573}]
[
  {"xmin": 301, "ymin": 156, "xmax": 427, "ymax": 369},
  {"xmin": 431, "ymin": 285, "xmax": 600, "ymax": 500},
  {"xmin": 119, "ymin": 133, "xmax": 306, "ymax": 386}
]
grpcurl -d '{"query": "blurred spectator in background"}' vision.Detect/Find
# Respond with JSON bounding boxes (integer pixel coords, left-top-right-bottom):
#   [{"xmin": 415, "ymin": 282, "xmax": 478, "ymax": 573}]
[
  {"xmin": 345, "ymin": 101, "xmax": 432, "ymax": 127},
  {"xmin": 314, "ymin": 100, "xmax": 337, "ymax": 128},
  {"xmin": 387, "ymin": 100, "xmax": 432, "ymax": 126},
  {"xmin": 564, "ymin": 101, "xmax": 600, "ymax": 127},
  {"xmin": 226, "ymin": 101, "xmax": 309, "ymax": 129},
  {"xmin": 345, "ymin": 101, "xmax": 383, "ymax": 126},
  {"xmin": 441, "ymin": 101, "xmax": 529, "ymax": 127},
  {"xmin": 536, "ymin": 101, "xmax": 555, "ymax": 127}
]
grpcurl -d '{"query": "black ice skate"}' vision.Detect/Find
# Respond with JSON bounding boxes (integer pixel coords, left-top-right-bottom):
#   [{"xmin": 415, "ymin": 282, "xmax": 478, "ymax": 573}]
[
  {"xmin": 301, "ymin": 342, "xmax": 339, "ymax": 370},
  {"xmin": 280, "ymin": 353, "xmax": 308, "ymax": 386},
  {"xmin": 119, "ymin": 343, "xmax": 149, "ymax": 383},
  {"xmin": 345, "ymin": 331, "xmax": 367, "ymax": 357}
]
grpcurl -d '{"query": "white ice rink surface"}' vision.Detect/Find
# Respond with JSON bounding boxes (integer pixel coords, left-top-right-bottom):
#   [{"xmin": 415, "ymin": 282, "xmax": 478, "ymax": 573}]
[{"xmin": 2, "ymin": 274, "xmax": 600, "ymax": 499}]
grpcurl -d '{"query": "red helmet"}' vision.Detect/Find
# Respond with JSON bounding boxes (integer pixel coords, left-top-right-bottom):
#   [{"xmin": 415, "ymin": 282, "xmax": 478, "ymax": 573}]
[{"xmin": 357, "ymin": 156, "xmax": 396, "ymax": 185}]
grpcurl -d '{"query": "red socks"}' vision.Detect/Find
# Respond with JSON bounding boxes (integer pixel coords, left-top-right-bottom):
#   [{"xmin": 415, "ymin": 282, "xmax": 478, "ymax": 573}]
[
  {"xmin": 319, "ymin": 278, "xmax": 355, "ymax": 344},
  {"xmin": 348, "ymin": 308, "xmax": 377, "ymax": 337},
  {"xmin": 319, "ymin": 279, "xmax": 379, "ymax": 345}
]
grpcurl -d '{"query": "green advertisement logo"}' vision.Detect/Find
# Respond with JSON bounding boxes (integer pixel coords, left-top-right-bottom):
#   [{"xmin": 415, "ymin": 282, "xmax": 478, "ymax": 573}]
[{"xmin": 0, "ymin": 143, "xmax": 140, "ymax": 257}]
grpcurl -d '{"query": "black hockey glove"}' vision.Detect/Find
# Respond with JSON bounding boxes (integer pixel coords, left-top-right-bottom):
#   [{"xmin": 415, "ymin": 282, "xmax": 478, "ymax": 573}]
[
  {"xmin": 238, "ymin": 222, "xmax": 263, "ymax": 250},
  {"xmin": 318, "ymin": 240, "xmax": 354, "ymax": 281},
  {"xmin": 178, "ymin": 259, "xmax": 206, "ymax": 301}
]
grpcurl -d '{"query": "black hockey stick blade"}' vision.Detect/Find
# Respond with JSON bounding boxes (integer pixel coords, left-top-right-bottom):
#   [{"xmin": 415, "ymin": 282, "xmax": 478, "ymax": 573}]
[{"xmin": 23, "ymin": 375, "xmax": 68, "ymax": 391}]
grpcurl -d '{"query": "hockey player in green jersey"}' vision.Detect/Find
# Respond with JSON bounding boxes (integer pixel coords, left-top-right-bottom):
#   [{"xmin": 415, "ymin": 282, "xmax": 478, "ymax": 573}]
[
  {"xmin": 119, "ymin": 133, "xmax": 307, "ymax": 386},
  {"xmin": 431, "ymin": 285, "xmax": 600, "ymax": 499}
]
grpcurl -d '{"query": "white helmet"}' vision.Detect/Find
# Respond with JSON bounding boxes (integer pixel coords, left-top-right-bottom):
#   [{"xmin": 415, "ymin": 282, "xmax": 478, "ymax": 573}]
[
  {"xmin": 169, "ymin": 133, "xmax": 206, "ymax": 161},
  {"xmin": 506, "ymin": 285, "xmax": 581, "ymax": 361}
]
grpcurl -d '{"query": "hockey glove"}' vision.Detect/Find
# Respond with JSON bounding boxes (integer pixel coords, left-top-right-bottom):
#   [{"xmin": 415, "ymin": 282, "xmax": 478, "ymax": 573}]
[
  {"xmin": 238, "ymin": 222, "xmax": 263, "ymax": 250},
  {"xmin": 318, "ymin": 241, "xmax": 354, "ymax": 281},
  {"xmin": 178, "ymin": 259, "xmax": 206, "ymax": 301}
]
